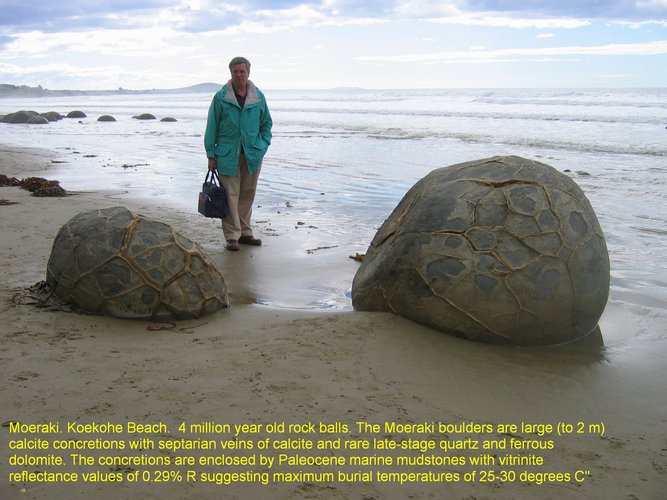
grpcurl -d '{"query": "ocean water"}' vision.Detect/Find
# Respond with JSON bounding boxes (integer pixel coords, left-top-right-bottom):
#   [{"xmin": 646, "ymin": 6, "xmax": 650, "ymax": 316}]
[{"xmin": 1, "ymin": 88, "xmax": 666, "ymax": 352}]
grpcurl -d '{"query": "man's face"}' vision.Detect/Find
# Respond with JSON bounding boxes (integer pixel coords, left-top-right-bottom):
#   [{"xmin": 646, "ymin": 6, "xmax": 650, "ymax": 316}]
[{"xmin": 231, "ymin": 63, "xmax": 249, "ymax": 88}]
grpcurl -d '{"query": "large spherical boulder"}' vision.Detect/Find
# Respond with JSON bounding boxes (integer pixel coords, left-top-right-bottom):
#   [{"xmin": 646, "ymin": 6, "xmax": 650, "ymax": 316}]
[
  {"xmin": 47, "ymin": 207, "xmax": 229, "ymax": 320},
  {"xmin": 352, "ymin": 156, "xmax": 610, "ymax": 346}
]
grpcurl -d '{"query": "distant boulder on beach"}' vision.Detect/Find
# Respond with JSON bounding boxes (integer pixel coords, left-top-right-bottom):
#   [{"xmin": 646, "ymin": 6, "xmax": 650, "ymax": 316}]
[
  {"xmin": 160, "ymin": 117, "xmax": 177, "ymax": 122},
  {"xmin": 133, "ymin": 113, "xmax": 156, "ymax": 120},
  {"xmin": 66, "ymin": 110, "xmax": 87, "ymax": 118},
  {"xmin": 40, "ymin": 111, "xmax": 64, "ymax": 122},
  {"xmin": 1, "ymin": 109, "xmax": 65, "ymax": 123},
  {"xmin": 97, "ymin": 115, "xmax": 117, "ymax": 122},
  {"xmin": 2, "ymin": 110, "xmax": 39, "ymax": 124},
  {"xmin": 27, "ymin": 115, "xmax": 50, "ymax": 125}
]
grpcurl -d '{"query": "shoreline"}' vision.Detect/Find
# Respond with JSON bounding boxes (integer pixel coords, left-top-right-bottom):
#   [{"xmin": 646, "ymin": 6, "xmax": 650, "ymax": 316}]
[{"xmin": 1, "ymin": 145, "xmax": 665, "ymax": 498}]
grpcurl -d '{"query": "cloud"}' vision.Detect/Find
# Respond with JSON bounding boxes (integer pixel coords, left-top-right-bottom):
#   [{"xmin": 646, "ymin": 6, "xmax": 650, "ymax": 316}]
[
  {"xmin": 356, "ymin": 40, "xmax": 667, "ymax": 63},
  {"xmin": 0, "ymin": 59, "xmax": 141, "ymax": 89},
  {"xmin": 458, "ymin": 1, "xmax": 667, "ymax": 20},
  {"xmin": 0, "ymin": 60, "xmax": 119, "ymax": 78},
  {"xmin": 0, "ymin": 0, "xmax": 386, "ymax": 34},
  {"xmin": 428, "ymin": 15, "xmax": 589, "ymax": 29},
  {"xmin": 192, "ymin": 3, "xmax": 386, "ymax": 37},
  {"xmin": 3, "ymin": 0, "xmax": 666, "ymax": 37},
  {"xmin": 638, "ymin": 0, "xmax": 667, "ymax": 9},
  {"xmin": 0, "ymin": 0, "xmax": 179, "ymax": 32},
  {"xmin": 1, "ymin": 1, "xmax": 666, "ymax": 89},
  {"xmin": 1, "ymin": 28, "xmax": 196, "ymax": 59},
  {"xmin": 614, "ymin": 19, "xmax": 667, "ymax": 28}
]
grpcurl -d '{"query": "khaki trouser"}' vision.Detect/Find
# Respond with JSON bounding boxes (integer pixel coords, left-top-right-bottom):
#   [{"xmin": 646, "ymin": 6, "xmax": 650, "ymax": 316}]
[{"xmin": 219, "ymin": 153, "xmax": 261, "ymax": 241}]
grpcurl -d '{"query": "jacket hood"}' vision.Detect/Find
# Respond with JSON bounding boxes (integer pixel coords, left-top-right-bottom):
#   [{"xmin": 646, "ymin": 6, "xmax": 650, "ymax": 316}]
[{"xmin": 223, "ymin": 79, "xmax": 261, "ymax": 107}]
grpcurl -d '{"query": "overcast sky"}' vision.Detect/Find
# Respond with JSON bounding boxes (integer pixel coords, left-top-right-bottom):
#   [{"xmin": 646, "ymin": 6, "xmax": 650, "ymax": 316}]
[{"xmin": 1, "ymin": 0, "xmax": 666, "ymax": 89}]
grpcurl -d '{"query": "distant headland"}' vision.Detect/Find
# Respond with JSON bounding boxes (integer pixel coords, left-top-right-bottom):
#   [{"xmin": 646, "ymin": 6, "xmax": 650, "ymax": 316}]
[{"xmin": 0, "ymin": 83, "xmax": 223, "ymax": 98}]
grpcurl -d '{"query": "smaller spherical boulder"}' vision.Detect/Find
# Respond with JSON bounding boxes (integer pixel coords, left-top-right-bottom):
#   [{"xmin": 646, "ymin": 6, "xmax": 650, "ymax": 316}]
[
  {"xmin": 160, "ymin": 117, "xmax": 177, "ymax": 122},
  {"xmin": 97, "ymin": 115, "xmax": 117, "ymax": 122},
  {"xmin": 27, "ymin": 115, "xmax": 50, "ymax": 124},
  {"xmin": 66, "ymin": 110, "xmax": 87, "ymax": 118},
  {"xmin": 133, "ymin": 113, "xmax": 156, "ymax": 120},
  {"xmin": 352, "ymin": 155, "xmax": 610, "ymax": 346},
  {"xmin": 47, "ymin": 207, "xmax": 229, "ymax": 320},
  {"xmin": 40, "ymin": 111, "xmax": 63, "ymax": 121}
]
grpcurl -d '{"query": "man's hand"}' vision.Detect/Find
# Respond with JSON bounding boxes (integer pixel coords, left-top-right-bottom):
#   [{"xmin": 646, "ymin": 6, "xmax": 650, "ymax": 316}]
[{"xmin": 207, "ymin": 157, "xmax": 217, "ymax": 171}]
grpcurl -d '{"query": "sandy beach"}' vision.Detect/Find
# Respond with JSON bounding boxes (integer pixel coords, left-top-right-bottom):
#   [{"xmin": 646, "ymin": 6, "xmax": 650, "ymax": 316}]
[{"xmin": 1, "ymin": 145, "xmax": 665, "ymax": 499}]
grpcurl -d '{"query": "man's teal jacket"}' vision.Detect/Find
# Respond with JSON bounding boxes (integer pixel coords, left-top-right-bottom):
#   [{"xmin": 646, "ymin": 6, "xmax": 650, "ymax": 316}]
[{"xmin": 204, "ymin": 80, "xmax": 272, "ymax": 175}]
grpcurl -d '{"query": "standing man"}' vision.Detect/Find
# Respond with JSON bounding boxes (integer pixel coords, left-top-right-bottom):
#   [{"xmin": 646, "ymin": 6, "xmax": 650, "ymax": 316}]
[{"xmin": 205, "ymin": 56, "xmax": 272, "ymax": 251}]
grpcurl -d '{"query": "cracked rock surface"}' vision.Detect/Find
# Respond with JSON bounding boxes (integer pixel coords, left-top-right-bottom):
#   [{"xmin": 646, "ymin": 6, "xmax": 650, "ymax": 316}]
[
  {"xmin": 47, "ymin": 206, "xmax": 229, "ymax": 320},
  {"xmin": 351, "ymin": 155, "xmax": 610, "ymax": 346}
]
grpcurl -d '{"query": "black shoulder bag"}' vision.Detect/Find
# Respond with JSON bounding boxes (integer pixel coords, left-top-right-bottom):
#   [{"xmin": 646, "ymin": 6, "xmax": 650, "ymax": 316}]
[{"xmin": 198, "ymin": 170, "xmax": 228, "ymax": 219}]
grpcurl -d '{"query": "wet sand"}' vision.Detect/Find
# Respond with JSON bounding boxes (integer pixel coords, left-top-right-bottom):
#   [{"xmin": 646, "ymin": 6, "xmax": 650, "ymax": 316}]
[{"xmin": 1, "ymin": 145, "xmax": 665, "ymax": 499}]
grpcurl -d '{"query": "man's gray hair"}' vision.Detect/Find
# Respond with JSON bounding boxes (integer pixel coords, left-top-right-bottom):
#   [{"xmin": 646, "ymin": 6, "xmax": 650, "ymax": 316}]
[{"xmin": 229, "ymin": 56, "xmax": 251, "ymax": 72}]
